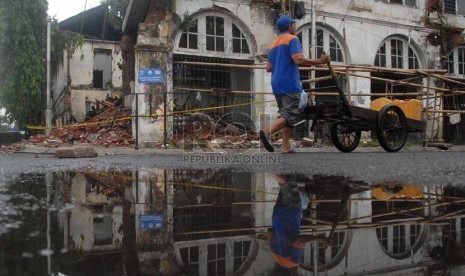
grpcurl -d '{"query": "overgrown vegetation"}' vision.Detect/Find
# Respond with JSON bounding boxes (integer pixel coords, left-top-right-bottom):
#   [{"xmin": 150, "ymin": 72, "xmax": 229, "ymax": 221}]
[
  {"xmin": 0, "ymin": 0, "xmax": 88, "ymax": 130},
  {"xmin": 0, "ymin": 0, "xmax": 48, "ymax": 129}
]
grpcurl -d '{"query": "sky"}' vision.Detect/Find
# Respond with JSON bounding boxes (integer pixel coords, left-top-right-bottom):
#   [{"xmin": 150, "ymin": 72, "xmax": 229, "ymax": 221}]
[{"xmin": 48, "ymin": 0, "xmax": 102, "ymax": 21}]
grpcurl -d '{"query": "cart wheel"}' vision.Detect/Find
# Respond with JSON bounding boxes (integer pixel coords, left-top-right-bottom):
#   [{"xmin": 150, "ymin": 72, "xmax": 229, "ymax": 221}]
[
  {"xmin": 330, "ymin": 123, "xmax": 361, "ymax": 153},
  {"xmin": 376, "ymin": 104, "xmax": 408, "ymax": 152}
]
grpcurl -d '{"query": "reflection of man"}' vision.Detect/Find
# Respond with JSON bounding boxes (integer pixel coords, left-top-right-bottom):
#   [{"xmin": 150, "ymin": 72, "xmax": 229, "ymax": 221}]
[{"xmin": 267, "ymin": 174, "xmax": 330, "ymax": 274}]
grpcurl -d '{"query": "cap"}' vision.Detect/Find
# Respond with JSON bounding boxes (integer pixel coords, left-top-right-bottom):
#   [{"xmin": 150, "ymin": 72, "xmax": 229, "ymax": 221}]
[{"xmin": 277, "ymin": 15, "xmax": 295, "ymax": 33}]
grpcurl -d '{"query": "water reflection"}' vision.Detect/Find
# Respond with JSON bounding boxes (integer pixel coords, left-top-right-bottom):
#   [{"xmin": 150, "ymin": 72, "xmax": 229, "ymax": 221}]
[{"xmin": 0, "ymin": 170, "xmax": 465, "ymax": 275}]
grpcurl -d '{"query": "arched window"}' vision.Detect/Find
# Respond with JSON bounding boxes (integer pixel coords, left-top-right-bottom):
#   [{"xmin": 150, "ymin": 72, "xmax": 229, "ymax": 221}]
[
  {"xmin": 372, "ymin": 197, "xmax": 426, "ymax": 259},
  {"xmin": 376, "ymin": 224, "xmax": 424, "ymax": 258},
  {"xmin": 298, "ymin": 25, "xmax": 345, "ymax": 63},
  {"xmin": 173, "ymin": 12, "xmax": 256, "ymax": 137},
  {"xmin": 371, "ymin": 36, "xmax": 422, "ymax": 100},
  {"xmin": 300, "ymin": 191, "xmax": 352, "ymax": 271},
  {"xmin": 301, "ymin": 231, "xmax": 351, "ymax": 271},
  {"xmin": 374, "ymin": 37, "xmax": 419, "ymax": 69},
  {"xmin": 176, "ymin": 12, "xmax": 252, "ymax": 58},
  {"xmin": 175, "ymin": 237, "xmax": 258, "ymax": 275}
]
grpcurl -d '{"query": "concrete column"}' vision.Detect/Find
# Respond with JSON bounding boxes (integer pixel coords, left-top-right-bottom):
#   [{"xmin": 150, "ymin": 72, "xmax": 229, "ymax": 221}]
[{"xmin": 133, "ymin": 15, "xmax": 175, "ymax": 148}]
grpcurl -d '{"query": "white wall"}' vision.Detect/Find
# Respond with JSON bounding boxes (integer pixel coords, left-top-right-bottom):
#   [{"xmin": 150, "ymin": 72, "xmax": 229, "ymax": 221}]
[
  {"xmin": 51, "ymin": 38, "xmax": 123, "ymax": 124},
  {"xmin": 69, "ymin": 39, "xmax": 122, "ymax": 88}
]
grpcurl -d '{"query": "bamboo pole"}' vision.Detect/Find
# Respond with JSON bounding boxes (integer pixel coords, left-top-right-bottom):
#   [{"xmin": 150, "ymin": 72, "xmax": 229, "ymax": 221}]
[
  {"xmin": 173, "ymin": 60, "xmax": 448, "ymax": 75},
  {"xmin": 301, "ymin": 75, "xmax": 333, "ymax": 83},
  {"xmin": 341, "ymin": 198, "xmax": 465, "ymax": 224},
  {"xmin": 174, "ymin": 213, "xmax": 462, "ymax": 236},
  {"xmin": 417, "ymin": 70, "xmax": 465, "ymax": 86}
]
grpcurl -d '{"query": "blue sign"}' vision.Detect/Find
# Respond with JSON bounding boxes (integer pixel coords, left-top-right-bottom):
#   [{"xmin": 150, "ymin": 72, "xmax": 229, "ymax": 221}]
[
  {"xmin": 139, "ymin": 214, "xmax": 164, "ymax": 230},
  {"xmin": 138, "ymin": 68, "xmax": 164, "ymax": 83}
]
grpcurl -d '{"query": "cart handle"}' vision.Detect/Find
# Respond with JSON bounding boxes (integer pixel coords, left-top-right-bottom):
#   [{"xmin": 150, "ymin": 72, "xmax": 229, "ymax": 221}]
[{"xmin": 326, "ymin": 60, "xmax": 352, "ymax": 117}]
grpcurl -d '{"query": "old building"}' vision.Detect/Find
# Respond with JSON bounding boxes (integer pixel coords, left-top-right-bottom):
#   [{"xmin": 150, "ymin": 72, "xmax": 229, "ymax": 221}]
[
  {"xmin": 119, "ymin": 0, "xmax": 465, "ymax": 148},
  {"xmin": 51, "ymin": 4, "xmax": 123, "ymax": 126}
]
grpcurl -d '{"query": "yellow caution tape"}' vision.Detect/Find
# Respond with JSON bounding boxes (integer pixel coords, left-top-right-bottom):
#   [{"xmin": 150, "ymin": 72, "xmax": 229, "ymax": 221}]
[
  {"xmin": 168, "ymin": 181, "xmax": 278, "ymax": 195},
  {"xmin": 26, "ymin": 99, "xmax": 275, "ymax": 130}
]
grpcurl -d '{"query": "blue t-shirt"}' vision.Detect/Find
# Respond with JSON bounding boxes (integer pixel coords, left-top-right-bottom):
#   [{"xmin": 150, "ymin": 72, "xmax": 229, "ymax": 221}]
[
  {"xmin": 268, "ymin": 33, "xmax": 303, "ymax": 95},
  {"xmin": 270, "ymin": 206, "xmax": 304, "ymax": 268}
]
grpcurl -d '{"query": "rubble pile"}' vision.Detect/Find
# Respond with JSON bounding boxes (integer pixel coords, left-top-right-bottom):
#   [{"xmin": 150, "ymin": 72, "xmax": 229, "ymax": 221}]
[
  {"xmin": 0, "ymin": 97, "xmax": 134, "ymax": 152},
  {"xmin": 52, "ymin": 98, "xmax": 134, "ymax": 147},
  {"xmin": 81, "ymin": 170, "xmax": 133, "ymax": 198},
  {"xmin": 173, "ymin": 112, "xmax": 259, "ymax": 149}
]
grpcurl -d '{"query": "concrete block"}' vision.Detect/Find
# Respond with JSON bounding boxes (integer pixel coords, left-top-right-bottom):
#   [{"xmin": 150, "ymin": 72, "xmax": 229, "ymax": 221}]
[{"xmin": 55, "ymin": 147, "xmax": 98, "ymax": 158}]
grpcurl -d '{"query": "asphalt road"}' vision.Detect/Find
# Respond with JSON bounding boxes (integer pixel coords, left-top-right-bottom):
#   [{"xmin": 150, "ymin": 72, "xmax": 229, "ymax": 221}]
[{"xmin": 1, "ymin": 145, "xmax": 464, "ymax": 186}]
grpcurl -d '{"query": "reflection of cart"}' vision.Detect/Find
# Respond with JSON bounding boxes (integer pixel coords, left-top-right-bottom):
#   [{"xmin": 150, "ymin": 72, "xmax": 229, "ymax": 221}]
[{"xmin": 302, "ymin": 63, "xmax": 426, "ymax": 153}]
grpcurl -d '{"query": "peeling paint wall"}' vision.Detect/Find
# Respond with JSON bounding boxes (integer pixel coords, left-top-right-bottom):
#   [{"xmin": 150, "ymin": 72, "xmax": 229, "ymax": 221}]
[
  {"xmin": 51, "ymin": 39, "xmax": 123, "ymax": 124},
  {"xmin": 133, "ymin": 9, "xmax": 176, "ymax": 147},
  {"xmin": 69, "ymin": 40, "xmax": 123, "ymax": 88}
]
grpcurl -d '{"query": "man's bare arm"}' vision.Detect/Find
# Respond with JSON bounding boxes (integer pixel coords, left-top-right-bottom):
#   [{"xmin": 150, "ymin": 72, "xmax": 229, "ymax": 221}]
[
  {"xmin": 266, "ymin": 62, "xmax": 272, "ymax": 72},
  {"xmin": 293, "ymin": 54, "xmax": 331, "ymax": 67}
]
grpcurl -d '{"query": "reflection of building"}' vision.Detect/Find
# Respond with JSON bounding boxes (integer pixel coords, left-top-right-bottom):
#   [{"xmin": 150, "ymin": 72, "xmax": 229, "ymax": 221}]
[
  {"xmin": 170, "ymin": 170, "xmax": 261, "ymax": 275},
  {"xmin": 52, "ymin": 171, "xmax": 465, "ymax": 275},
  {"xmin": 67, "ymin": 172, "xmax": 123, "ymax": 251}
]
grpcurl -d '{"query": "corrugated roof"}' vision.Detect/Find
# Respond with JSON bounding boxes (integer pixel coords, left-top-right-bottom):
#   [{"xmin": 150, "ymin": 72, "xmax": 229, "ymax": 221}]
[{"xmin": 59, "ymin": 4, "xmax": 122, "ymax": 41}]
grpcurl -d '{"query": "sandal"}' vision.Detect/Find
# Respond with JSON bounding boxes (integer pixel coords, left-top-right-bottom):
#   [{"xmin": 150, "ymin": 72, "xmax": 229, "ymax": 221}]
[{"xmin": 259, "ymin": 130, "xmax": 275, "ymax": 152}]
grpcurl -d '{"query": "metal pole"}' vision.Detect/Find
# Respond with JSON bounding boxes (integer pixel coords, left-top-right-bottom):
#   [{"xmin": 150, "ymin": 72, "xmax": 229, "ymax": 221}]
[
  {"xmin": 46, "ymin": 17, "xmax": 52, "ymax": 135},
  {"xmin": 309, "ymin": 0, "xmax": 317, "ymax": 139},
  {"xmin": 135, "ymin": 93, "xmax": 139, "ymax": 149},
  {"xmin": 163, "ymin": 91, "xmax": 167, "ymax": 149},
  {"xmin": 311, "ymin": 0, "xmax": 317, "ymax": 60},
  {"xmin": 46, "ymin": 172, "xmax": 52, "ymax": 275}
]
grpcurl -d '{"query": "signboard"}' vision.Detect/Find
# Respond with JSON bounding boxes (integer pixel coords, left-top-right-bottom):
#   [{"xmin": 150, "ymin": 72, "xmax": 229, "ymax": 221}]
[
  {"xmin": 138, "ymin": 68, "xmax": 164, "ymax": 83},
  {"xmin": 139, "ymin": 214, "xmax": 164, "ymax": 230}
]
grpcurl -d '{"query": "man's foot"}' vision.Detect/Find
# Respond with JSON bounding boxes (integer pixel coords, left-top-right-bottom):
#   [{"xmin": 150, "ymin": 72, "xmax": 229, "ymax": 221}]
[
  {"xmin": 281, "ymin": 149, "xmax": 296, "ymax": 154},
  {"xmin": 259, "ymin": 130, "xmax": 274, "ymax": 152}
]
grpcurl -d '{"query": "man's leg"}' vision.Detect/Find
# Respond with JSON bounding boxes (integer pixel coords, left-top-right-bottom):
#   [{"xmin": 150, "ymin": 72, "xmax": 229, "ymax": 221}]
[
  {"xmin": 281, "ymin": 126, "xmax": 292, "ymax": 152},
  {"xmin": 259, "ymin": 117, "xmax": 288, "ymax": 153},
  {"xmin": 266, "ymin": 117, "xmax": 287, "ymax": 136}
]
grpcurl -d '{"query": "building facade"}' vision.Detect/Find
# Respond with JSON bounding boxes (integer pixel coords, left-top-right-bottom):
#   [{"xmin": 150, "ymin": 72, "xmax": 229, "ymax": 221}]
[
  {"xmin": 121, "ymin": 0, "xmax": 465, "ymax": 147},
  {"xmin": 51, "ymin": 5, "xmax": 123, "ymax": 126}
]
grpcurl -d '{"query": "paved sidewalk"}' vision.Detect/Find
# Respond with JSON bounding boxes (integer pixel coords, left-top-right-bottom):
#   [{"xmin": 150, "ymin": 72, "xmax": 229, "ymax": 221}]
[{"xmin": 11, "ymin": 142, "xmax": 465, "ymax": 157}]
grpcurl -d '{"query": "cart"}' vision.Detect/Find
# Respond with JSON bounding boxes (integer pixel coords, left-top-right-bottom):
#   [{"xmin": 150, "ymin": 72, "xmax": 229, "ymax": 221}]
[{"xmin": 302, "ymin": 63, "xmax": 426, "ymax": 153}]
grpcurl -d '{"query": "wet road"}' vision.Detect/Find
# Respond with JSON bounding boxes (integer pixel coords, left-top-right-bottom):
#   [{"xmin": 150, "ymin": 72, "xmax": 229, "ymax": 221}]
[
  {"xmin": 1, "ymin": 146, "xmax": 465, "ymax": 186},
  {"xmin": 1, "ymin": 146, "xmax": 465, "ymax": 275},
  {"xmin": 1, "ymin": 165, "xmax": 465, "ymax": 275}
]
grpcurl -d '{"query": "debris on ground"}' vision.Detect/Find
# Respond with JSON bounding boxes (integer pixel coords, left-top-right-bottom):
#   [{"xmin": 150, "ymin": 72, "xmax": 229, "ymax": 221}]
[
  {"xmin": 172, "ymin": 112, "xmax": 259, "ymax": 149},
  {"xmin": 0, "ymin": 96, "xmax": 134, "ymax": 153},
  {"xmin": 0, "ymin": 99, "xmax": 321, "ymax": 153}
]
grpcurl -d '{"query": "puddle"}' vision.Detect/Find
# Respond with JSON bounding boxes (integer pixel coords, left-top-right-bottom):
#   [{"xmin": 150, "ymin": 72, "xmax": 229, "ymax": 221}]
[{"xmin": 0, "ymin": 170, "xmax": 464, "ymax": 275}]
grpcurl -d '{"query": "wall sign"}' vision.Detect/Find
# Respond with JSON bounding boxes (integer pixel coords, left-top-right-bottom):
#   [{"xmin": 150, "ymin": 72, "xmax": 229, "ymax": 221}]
[
  {"xmin": 138, "ymin": 68, "xmax": 164, "ymax": 83},
  {"xmin": 139, "ymin": 214, "xmax": 164, "ymax": 230}
]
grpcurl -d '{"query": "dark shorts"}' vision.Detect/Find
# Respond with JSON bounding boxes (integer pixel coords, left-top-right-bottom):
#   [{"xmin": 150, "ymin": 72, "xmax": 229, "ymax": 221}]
[{"xmin": 275, "ymin": 92, "xmax": 300, "ymax": 127}]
